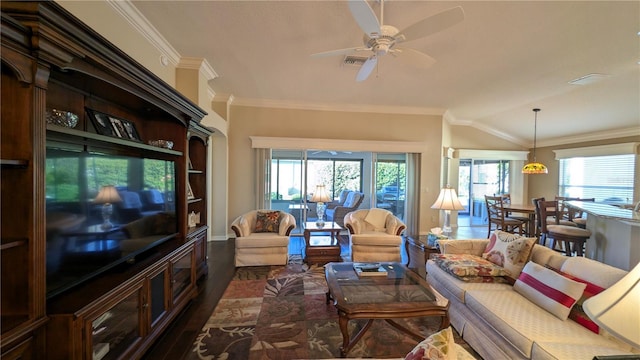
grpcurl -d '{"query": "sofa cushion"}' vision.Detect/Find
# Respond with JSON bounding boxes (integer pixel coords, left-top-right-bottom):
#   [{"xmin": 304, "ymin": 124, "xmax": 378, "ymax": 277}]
[
  {"xmin": 559, "ymin": 256, "xmax": 628, "ymax": 289},
  {"xmin": 255, "ymin": 210, "xmax": 280, "ymax": 232},
  {"xmin": 483, "ymin": 231, "xmax": 536, "ymax": 279},
  {"xmin": 364, "ymin": 208, "xmax": 388, "ymax": 231},
  {"xmin": 235, "ymin": 233, "xmax": 290, "ymax": 248},
  {"xmin": 426, "ymin": 260, "xmax": 512, "ymax": 303},
  {"xmin": 531, "ymin": 340, "xmax": 634, "ymax": 360},
  {"xmin": 514, "ymin": 262, "xmax": 586, "ymax": 320},
  {"xmin": 431, "ymin": 253, "xmax": 509, "ymax": 280}
]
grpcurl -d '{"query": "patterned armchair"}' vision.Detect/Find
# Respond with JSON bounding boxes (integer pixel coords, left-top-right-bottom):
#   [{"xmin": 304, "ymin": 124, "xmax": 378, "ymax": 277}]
[{"xmin": 325, "ymin": 190, "xmax": 364, "ymax": 227}]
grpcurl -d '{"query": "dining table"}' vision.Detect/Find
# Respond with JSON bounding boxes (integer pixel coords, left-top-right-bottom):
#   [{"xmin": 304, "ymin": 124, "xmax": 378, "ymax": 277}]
[{"xmin": 502, "ymin": 203, "xmax": 537, "ymax": 238}]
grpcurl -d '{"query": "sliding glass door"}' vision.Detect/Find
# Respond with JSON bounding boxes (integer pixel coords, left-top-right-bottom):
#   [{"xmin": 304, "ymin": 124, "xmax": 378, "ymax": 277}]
[
  {"xmin": 459, "ymin": 159, "xmax": 510, "ymax": 227},
  {"xmin": 375, "ymin": 153, "xmax": 407, "ymax": 220},
  {"xmin": 271, "ymin": 150, "xmax": 306, "ymax": 233},
  {"xmin": 267, "ymin": 149, "xmax": 409, "ymax": 230}
]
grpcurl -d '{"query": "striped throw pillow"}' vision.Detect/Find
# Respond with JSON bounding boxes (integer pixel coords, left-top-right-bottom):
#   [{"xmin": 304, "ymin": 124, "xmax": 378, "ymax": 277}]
[
  {"xmin": 514, "ymin": 262, "xmax": 586, "ymax": 320},
  {"xmin": 546, "ymin": 266, "xmax": 606, "ymax": 333}
]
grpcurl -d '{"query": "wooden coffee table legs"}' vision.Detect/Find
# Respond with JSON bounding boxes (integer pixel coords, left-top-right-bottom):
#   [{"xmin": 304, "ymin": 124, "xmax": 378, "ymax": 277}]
[{"xmin": 336, "ymin": 312, "xmax": 450, "ymax": 357}]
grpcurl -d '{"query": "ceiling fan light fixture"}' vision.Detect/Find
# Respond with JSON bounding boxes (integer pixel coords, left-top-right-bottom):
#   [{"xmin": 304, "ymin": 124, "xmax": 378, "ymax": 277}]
[{"xmin": 522, "ymin": 108, "xmax": 548, "ymax": 175}]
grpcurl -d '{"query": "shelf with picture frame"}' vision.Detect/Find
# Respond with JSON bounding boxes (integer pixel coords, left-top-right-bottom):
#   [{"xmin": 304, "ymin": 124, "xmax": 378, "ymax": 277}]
[
  {"xmin": 0, "ymin": 1, "xmax": 210, "ymax": 358},
  {"xmin": 186, "ymin": 122, "xmax": 213, "ymax": 280}
]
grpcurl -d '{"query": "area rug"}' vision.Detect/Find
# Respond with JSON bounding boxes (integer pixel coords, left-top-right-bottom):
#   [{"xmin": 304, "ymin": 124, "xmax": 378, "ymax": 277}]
[{"xmin": 188, "ymin": 263, "xmax": 480, "ymax": 359}]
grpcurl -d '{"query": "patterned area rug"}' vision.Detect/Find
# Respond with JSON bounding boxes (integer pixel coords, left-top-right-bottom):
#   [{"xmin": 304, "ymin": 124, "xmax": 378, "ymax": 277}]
[{"xmin": 187, "ymin": 263, "xmax": 480, "ymax": 359}]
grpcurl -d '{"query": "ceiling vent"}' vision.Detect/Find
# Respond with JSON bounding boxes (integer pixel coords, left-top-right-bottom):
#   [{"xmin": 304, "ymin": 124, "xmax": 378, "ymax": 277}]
[{"xmin": 343, "ymin": 55, "xmax": 368, "ymax": 67}]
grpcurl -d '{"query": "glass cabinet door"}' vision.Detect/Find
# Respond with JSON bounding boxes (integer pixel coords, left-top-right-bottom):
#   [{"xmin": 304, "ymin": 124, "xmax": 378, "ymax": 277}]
[
  {"xmin": 89, "ymin": 284, "xmax": 143, "ymax": 360},
  {"xmin": 171, "ymin": 249, "xmax": 193, "ymax": 304},
  {"xmin": 149, "ymin": 267, "xmax": 169, "ymax": 329}
]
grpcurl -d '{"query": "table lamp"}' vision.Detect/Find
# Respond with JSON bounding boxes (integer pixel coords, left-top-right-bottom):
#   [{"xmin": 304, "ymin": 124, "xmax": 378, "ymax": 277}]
[
  {"xmin": 311, "ymin": 184, "xmax": 331, "ymax": 227},
  {"xmin": 94, "ymin": 185, "xmax": 122, "ymax": 229},
  {"xmin": 582, "ymin": 262, "xmax": 640, "ymax": 349},
  {"xmin": 430, "ymin": 185, "xmax": 465, "ymax": 238}
]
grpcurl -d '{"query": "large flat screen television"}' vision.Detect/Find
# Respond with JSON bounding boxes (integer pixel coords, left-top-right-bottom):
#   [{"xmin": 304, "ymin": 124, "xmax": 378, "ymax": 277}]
[{"xmin": 45, "ymin": 144, "xmax": 178, "ymax": 298}]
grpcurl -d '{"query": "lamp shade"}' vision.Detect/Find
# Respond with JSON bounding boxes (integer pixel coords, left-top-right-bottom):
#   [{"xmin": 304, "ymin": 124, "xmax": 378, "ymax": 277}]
[
  {"xmin": 94, "ymin": 185, "xmax": 122, "ymax": 204},
  {"xmin": 310, "ymin": 185, "xmax": 331, "ymax": 203},
  {"xmin": 431, "ymin": 186, "xmax": 465, "ymax": 211},
  {"xmin": 522, "ymin": 162, "xmax": 548, "ymax": 174},
  {"xmin": 582, "ymin": 262, "xmax": 640, "ymax": 348}
]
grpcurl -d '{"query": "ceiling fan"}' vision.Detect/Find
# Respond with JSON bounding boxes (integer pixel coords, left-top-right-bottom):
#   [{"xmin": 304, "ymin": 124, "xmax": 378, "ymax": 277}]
[{"xmin": 311, "ymin": 0, "xmax": 464, "ymax": 82}]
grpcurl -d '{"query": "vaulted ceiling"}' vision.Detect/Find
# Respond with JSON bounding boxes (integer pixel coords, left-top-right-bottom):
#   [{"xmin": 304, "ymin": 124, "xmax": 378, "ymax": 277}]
[{"xmin": 130, "ymin": 1, "xmax": 640, "ymax": 147}]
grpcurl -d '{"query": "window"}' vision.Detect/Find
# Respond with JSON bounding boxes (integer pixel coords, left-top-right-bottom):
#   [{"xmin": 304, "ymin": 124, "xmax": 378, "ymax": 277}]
[
  {"xmin": 270, "ymin": 155, "xmax": 362, "ymax": 201},
  {"xmin": 307, "ymin": 159, "xmax": 362, "ymax": 199},
  {"xmin": 559, "ymin": 154, "xmax": 635, "ymax": 203}
]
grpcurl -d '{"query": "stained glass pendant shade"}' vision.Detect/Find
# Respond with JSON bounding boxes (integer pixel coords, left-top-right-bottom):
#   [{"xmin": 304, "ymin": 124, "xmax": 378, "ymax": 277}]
[{"xmin": 522, "ymin": 108, "xmax": 548, "ymax": 174}]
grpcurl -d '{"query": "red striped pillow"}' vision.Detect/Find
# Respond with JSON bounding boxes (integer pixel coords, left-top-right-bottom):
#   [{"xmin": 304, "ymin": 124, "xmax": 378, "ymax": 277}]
[
  {"xmin": 514, "ymin": 262, "xmax": 587, "ymax": 320},
  {"xmin": 546, "ymin": 267, "xmax": 606, "ymax": 333}
]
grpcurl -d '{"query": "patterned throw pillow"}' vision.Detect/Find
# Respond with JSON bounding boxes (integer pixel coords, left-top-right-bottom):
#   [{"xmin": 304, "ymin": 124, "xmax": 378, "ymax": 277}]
[
  {"xmin": 514, "ymin": 262, "xmax": 586, "ymax": 320},
  {"xmin": 546, "ymin": 266, "xmax": 606, "ymax": 333},
  {"xmin": 404, "ymin": 326, "xmax": 457, "ymax": 360},
  {"xmin": 432, "ymin": 253, "xmax": 509, "ymax": 281},
  {"xmin": 482, "ymin": 230, "xmax": 536, "ymax": 279},
  {"xmin": 255, "ymin": 211, "xmax": 280, "ymax": 233}
]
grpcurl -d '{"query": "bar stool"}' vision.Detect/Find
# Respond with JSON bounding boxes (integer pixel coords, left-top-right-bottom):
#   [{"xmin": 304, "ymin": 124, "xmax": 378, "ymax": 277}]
[{"xmin": 537, "ymin": 199, "xmax": 591, "ymax": 256}]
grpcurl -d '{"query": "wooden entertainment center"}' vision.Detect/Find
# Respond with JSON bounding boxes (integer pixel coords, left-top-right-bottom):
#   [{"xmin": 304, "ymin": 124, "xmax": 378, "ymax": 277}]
[{"xmin": 1, "ymin": 2, "xmax": 212, "ymax": 359}]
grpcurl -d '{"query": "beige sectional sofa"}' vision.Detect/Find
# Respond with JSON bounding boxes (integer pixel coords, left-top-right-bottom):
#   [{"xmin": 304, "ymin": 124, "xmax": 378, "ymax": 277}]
[{"xmin": 427, "ymin": 239, "xmax": 638, "ymax": 360}]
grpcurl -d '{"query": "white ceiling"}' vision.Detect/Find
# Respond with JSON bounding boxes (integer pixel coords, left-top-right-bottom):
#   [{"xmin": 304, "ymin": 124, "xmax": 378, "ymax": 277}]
[{"xmin": 130, "ymin": 0, "xmax": 640, "ymax": 147}]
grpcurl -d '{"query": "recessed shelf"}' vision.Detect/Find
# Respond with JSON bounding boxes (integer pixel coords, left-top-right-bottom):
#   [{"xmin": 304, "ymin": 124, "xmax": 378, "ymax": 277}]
[
  {"xmin": 0, "ymin": 239, "xmax": 27, "ymax": 250},
  {"xmin": 47, "ymin": 125, "xmax": 183, "ymax": 156},
  {"xmin": 0, "ymin": 159, "xmax": 28, "ymax": 168}
]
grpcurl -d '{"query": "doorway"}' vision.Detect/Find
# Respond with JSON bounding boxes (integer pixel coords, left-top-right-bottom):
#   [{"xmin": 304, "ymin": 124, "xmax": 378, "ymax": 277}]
[{"xmin": 458, "ymin": 159, "xmax": 511, "ymax": 228}]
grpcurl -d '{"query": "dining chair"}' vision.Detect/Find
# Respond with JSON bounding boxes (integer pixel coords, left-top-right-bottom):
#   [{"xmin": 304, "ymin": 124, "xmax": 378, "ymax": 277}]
[
  {"xmin": 484, "ymin": 195, "xmax": 526, "ymax": 238},
  {"xmin": 500, "ymin": 193, "xmax": 533, "ymax": 235},
  {"xmin": 536, "ymin": 199, "xmax": 591, "ymax": 256}
]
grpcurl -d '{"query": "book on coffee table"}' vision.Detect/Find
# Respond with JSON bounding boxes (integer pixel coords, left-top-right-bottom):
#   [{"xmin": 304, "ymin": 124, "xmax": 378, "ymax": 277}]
[{"xmin": 353, "ymin": 262, "xmax": 388, "ymax": 277}]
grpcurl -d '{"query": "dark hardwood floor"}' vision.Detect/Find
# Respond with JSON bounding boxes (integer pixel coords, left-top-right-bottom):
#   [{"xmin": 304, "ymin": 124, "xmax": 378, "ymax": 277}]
[{"xmin": 141, "ymin": 225, "xmax": 487, "ymax": 360}]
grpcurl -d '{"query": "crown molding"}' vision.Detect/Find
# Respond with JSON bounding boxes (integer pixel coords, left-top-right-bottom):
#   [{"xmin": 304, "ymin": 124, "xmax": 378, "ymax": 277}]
[
  {"xmin": 177, "ymin": 57, "xmax": 219, "ymax": 81},
  {"xmin": 106, "ymin": 0, "xmax": 181, "ymax": 66},
  {"xmin": 538, "ymin": 126, "xmax": 640, "ymax": 148},
  {"xmin": 231, "ymin": 97, "xmax": 445, "ymax": 116}
]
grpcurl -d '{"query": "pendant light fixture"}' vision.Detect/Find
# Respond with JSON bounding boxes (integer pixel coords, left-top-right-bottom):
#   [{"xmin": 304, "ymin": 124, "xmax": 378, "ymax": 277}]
[{"xmin": 522, "ymin": 108, "xmax": 548, "ymax": 174}]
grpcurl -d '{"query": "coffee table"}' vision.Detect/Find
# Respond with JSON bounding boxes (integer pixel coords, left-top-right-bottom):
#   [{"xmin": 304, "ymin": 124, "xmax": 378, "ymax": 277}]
[
  {"xmin": 325, "ymin": 262, "xmax": 450, "ymax": 357},
  {"xmin": 304, "ymin": 221, "xmax": 342, "ymax": 265}
]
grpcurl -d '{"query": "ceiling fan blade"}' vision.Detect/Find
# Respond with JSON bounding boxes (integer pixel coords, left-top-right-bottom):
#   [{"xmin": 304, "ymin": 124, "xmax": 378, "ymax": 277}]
[
  {"xmin": 394, "ymin": 47, "xmax": 436, "ymax": 69},
  {"xmin": 356, "ymin": 56, "xmax": 377, "ymax": 82},
  {"xmin": 348, "ymin": 0, "xmax": 381, "ymax": 36},
  {"xmin": 310, "ymin": 46, "xmax": 367, "ymax": 58},
  {"xmin": 396, "ymin": 6, "xmax": 464, "ymax": 42}
]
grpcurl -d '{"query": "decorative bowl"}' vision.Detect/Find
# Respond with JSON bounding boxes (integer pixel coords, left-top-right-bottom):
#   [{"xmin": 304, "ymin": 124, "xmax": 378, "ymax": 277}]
[
  {"xmin": 148, "ymin": 140, "xmax": 174, "ymax": 149},
  {"xmin": 46, "ymin": 109, "xmax": 79, "ymax": 128}
]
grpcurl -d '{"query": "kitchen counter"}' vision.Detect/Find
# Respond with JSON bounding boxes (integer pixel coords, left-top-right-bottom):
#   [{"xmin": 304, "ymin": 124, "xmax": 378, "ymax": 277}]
[{"xmin": 567, "ymin": 201, "xmax": 639, "ymax": 270}]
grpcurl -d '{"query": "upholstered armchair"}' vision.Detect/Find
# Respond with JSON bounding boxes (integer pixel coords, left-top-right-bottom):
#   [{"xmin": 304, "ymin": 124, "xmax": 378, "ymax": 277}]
[
  {"xmin": 231, "ymin": 209, "xmax": 296, "ymax": 267},
  {"xmin": 344, "ymin": 208, "xmax": 406, "ymax": 262},
  {"xmin": 326, "ymin": 191, "xmax": 364, "ymax": 227}
]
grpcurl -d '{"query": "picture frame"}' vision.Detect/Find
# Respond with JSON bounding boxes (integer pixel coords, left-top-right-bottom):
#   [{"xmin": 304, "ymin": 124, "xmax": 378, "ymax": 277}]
[
  {"xmin": 187, "ymin": 181, "xmax": 195, "ymax": 200},
  {"xmin": 86, "ymin": 108, "xmax": 141, "ymax": 141}
]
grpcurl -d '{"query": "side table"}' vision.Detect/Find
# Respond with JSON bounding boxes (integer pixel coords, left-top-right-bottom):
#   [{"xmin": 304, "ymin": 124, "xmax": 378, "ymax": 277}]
[
  {"xmin": 404, "ymin": 234, "xmax": 441, "ymax": 278},
  {"xmin": 304, "ymin": 221, "xmax": 342, "ymax": 265}
]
